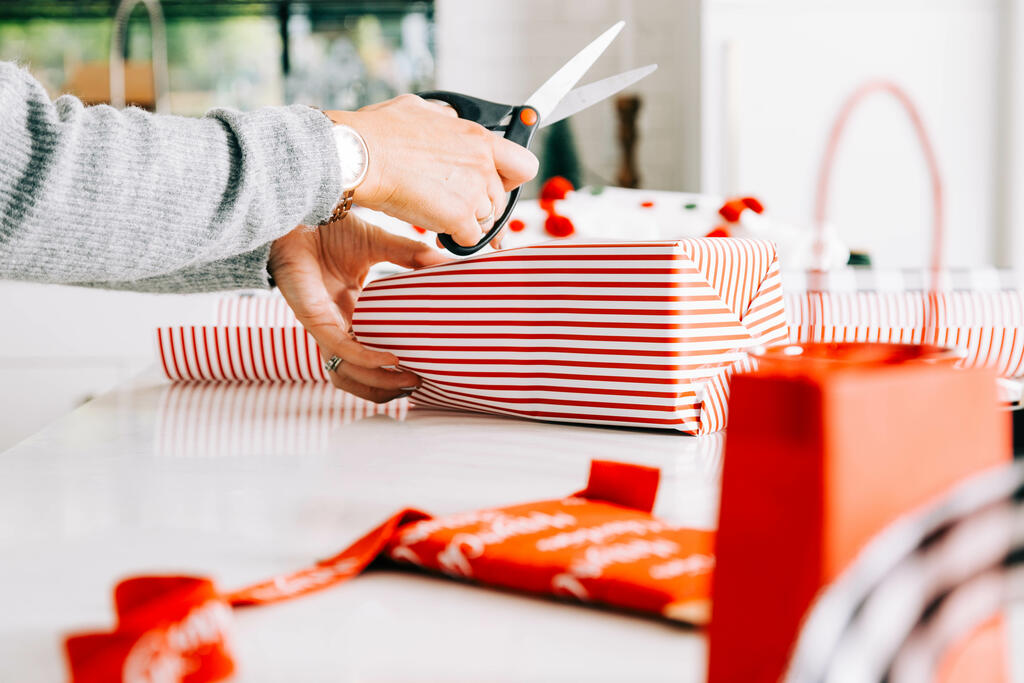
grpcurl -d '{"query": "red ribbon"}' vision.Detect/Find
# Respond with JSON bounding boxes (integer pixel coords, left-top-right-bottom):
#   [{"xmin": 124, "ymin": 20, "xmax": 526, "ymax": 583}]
[
  {"xmin": 65, "ymin": 577, "xmax": 234, "ymax": 683},
  {"xmin": 64, "ymin": 461, "xmax": 661, "ymax": 682}
]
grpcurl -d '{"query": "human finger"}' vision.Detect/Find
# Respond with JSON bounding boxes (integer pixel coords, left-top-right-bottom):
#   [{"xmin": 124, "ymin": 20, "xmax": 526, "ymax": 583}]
[
  {"xmin": 332, "ymin": 354, "xmax": 420, "ymax": 391},
  {"xmin": 421, "ymin": 99, "xmax": 459, "ymax": 117},
  {"xmin": 491, "ymin": 225, "xmax": 508, "ymax": 250},
  {"xmin": 443, "ymin": 185, "xmax": 489, "ymax": 248},
  {"xmin": 474, "ymin": 193, "xmax": 496, "ymax": 233},
  {"xmin": 368, "ymin": 223, "xmax": 451, "ymax": 269},
  {"xmin": 320, "ymin": 332, "xmax": 402, "ymax": 372},
  {"xmin": 492, "ymin": 137, "xmax": 539, "ymax": 188},
  {"xmin": 288, "ymin": 290, "xmax": 399, "ymax": 371},
  {"xmin": 326, "ymin": 368, "xmax": 411, "ymax": 404},
  {"xmin": 485, "ymin": 171, "xmax": 508, "ymax": 224}
]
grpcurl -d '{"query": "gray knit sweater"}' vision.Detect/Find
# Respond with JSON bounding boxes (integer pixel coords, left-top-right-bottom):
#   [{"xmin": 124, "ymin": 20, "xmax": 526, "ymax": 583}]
[{"xmin": 0, "ymin": 61, "xmax": 342, "ymax": 292}]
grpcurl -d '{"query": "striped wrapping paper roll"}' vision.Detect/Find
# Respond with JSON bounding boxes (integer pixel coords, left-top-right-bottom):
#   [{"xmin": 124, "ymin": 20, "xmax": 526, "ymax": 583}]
[
  {"xmin": 350, "ymin": 239, "xmax": 788, "ymax": 434},
  {"xmin": 783, "ymin": 268, "xmax": 1024, "ymax": 378},
  {"xmin": 156, "ymin": 324, "xmax": 325, "ymax": 382}
]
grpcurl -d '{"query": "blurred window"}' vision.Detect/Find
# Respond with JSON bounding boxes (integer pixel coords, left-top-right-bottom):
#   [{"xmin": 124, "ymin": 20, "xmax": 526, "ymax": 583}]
[{"xmin": 0, "ymin": 1, "xmax": 434, "ymax": 115}]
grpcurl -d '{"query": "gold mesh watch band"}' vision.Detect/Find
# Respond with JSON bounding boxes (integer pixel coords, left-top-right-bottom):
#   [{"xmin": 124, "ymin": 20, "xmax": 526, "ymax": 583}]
[
  {"xmin": 316, "ymin": 106, "xmax": 360, "ymax": 227},
  {"xmin": 322, "ymin": 189, "xmax": 355, "ymax": 226}
]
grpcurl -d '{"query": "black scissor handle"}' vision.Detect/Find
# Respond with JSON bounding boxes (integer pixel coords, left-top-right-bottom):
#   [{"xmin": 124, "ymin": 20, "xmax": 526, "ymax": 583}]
[
  {"xmin": 417, "ymin": 91, "xmax": 514, "ymax": 129},
  {"xmin": 416, "ymin": 91, "xmax": 540, "ymax": 256}
]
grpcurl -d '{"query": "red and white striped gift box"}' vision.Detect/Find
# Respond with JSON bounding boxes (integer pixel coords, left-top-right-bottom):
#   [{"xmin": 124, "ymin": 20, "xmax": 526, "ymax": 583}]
[
  {"xmin": 782, "ymin": 269, "xmax": 1024, "ymax": 378},
  {"xmin": 350, "ymin": 239, "xmax": 788, "ymax": 434}
]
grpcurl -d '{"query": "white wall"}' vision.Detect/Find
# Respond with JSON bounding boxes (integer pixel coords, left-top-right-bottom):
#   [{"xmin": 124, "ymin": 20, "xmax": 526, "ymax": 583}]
[
  {"xmin": 702, "ymin": 0, "xmax": 1004, "ymax": 269},
  {"xmin": 437, "ymin": 0, "xmax": 1013, "ymax": 269},
  {"xmin": 998, "ymin": 0, "xmax": 1024, "ymax": 271}
]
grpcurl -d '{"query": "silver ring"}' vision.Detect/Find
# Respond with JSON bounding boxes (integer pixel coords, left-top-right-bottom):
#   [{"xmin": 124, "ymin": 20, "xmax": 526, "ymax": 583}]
[
  {"xmin": 476, "ymin": 202, "xmax": 495, "ymax": 226},
  {"xmin": 323, "ymin": 355, "xmax": 342, "ymax": 373}
]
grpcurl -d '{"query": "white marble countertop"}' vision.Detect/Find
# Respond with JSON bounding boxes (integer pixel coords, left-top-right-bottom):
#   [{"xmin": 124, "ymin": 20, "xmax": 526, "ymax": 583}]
[{"xmin": 0, "ymin": 371, "xmax": 722, "ymax": 682}]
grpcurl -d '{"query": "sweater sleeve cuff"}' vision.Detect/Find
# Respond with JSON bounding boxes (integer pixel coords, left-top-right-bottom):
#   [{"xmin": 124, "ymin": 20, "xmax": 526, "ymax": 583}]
[
  {"xmin": 203, "ymin": 103, "xmax": 343, "ymax": 230},
  {"xmin": 293, "ymin": 105, "xmax": 344, "ymax": 225},
  {"xmin": 70, "ymin": 243, "xmax": 275, "ymax": 294}
]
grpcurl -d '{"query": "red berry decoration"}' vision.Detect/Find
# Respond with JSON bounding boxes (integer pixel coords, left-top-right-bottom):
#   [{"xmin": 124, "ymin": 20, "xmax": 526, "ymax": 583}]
[
  {"xmin": 640, "ymin": 200, "xmax": 655, "ymax": 208},
  {"xmin": 508, "ymin": 219, "xmax": 526, "ymax": 232},
  {"xmin": 718, "ymin": 199, "xmax": 747, "ymax": 223},
  {"xmin": 544, "ymin": 213, "xmax": 575, "ymax": 238},
  {"xmin": 706, "ymin": 225, "xmax": 733, "ymax": 238},
  {"xmin": 741, "ymin": 197, "xmax": 764, "ymax": 213},
  {"xmin": 540, "ymin": 175, "xmax": 574, "ymax": 201},
  {"xmin": 539, "ymin": 198, "xmax": 557, "ymax": 214},
  {"xmin": 412, "ymin": 225, "xmax": 427, "ymax": 234},
  {"xmin": 741, "ymin": 196, "xmax": 764, "ymax": 213}
]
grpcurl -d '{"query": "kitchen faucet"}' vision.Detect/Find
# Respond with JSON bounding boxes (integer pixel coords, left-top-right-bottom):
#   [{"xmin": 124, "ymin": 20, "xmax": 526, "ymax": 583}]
[{"xmin": 109, "ymin": 0, "xmax": 170, "ymax": 113}]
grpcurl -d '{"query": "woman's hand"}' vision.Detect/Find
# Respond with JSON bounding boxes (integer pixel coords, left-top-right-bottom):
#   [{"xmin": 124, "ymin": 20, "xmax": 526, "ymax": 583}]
[
  {"xmin": 268, "ymin": 215, "xmax": 449, "ymax": 403},
  {"xmin": 325, "ymin": 95, "xmax": 539, "ymax": 248}
]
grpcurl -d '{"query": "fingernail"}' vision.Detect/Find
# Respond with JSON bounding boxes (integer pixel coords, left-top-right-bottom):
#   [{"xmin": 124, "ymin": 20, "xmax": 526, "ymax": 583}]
[
  {"xmin": 383, "ymin": 365, "xmax": 400, "ymax": 372},
  {"xmin": 398, "ymin": 391, "xmax": 414, "ymax": 399},
  {"xmin": 400, "ymin": 386, "xmax": 418, "ymax": 392}
]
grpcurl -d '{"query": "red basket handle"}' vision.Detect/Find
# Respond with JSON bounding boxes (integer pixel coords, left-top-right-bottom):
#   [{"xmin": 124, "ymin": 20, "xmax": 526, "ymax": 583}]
[{"xmin": 811, "ymin": 80, "xmax": 945, "ymax": 340}]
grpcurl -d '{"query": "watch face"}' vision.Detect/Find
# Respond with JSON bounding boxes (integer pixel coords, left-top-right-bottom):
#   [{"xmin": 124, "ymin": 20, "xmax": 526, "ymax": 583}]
[{"xmin": 334, "ymin": 124, "xmax": 369, "ymax": 191}]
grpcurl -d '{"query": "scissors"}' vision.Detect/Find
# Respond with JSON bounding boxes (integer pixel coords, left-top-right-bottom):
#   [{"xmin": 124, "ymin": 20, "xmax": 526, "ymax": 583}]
[{"xmin": 417, "ymin": 21, "xmax": 656, "ymax": 256}]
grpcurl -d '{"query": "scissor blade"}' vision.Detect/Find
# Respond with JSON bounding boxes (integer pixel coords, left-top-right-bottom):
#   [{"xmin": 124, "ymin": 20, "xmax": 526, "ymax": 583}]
[
  {"xmin": 525, "ymin": 20, "xmax": 624, "ymax": 121},
  {"xmin": 540, "ymin": 64, "xmax": 658, "ymax": 128}
]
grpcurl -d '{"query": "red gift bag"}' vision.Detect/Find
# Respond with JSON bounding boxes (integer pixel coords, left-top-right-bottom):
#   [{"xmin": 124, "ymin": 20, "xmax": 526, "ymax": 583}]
[{"xmin": 709, "ymin": 81, "xmax": 1014, "ymax": 683}]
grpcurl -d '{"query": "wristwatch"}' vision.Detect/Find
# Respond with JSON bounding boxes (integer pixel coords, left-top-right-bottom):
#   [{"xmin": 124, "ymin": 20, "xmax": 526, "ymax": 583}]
[{"xmin": 322, "ymin": 122, "xmax": 369, "ymax": 225}]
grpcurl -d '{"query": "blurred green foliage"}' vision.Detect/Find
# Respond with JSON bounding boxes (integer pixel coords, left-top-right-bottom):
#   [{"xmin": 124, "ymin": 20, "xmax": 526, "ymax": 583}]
[
  {"xmin": 0, "ymin": 19, "xmax": 111, "ymax": 90},
  {"xmin": 0, "ymin": 8, "xmax": 432, "ymax": 115}
]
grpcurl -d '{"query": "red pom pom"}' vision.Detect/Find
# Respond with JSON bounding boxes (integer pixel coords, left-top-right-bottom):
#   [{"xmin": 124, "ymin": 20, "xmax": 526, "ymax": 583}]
[
  {"xmin": 508, "ymin": 219, "xmax": 526, "ymax": 232},
  {"xmin": 540, "ymin": 176, "xmax": 574, "ymax": 201},
  {"xmin": 706, "ymin": 225, "xmax": 733, "ymax": 238},
  {"xmin": 718, "ymin": 199, "xmax": 747, "ymax": 223},
  {"xmin": 741, "ymin": 196, "xmax": 764, "ymax": 213},
  {"xmin": 544, "ymin": 213, "xmax": 575, "ymax": 238},
  {"xmin": 412, "ymin": 225, "xmax": 427, "ymax": 234},
  {"xmin": 640, "ymin": 200, "xmax": 655, "ymax": 208},
  {"xmin": 539, "ymin": 198, "xmax": 557, "ymax": 214}
]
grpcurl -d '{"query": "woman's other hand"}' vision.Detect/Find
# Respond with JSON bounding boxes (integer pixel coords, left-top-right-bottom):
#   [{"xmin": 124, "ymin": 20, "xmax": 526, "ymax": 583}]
[
  {"xmin": 324, "ymin": 95, "xmax": 539, "ymax": 248},
  {"xmin": 268, "ymin": 215, "xmax": 449, "ymax": 403}
]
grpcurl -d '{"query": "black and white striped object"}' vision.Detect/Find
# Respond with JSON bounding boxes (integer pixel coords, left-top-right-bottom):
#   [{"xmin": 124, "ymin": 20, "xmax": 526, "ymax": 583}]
[{"xmin": 786, "ymin": 463, "xmax": 1024, "ymax": 683}]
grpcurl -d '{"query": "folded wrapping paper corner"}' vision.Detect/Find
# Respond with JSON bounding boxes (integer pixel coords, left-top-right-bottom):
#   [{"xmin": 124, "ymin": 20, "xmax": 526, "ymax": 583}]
[
  {"xmin": 351, "ymin": 239, "xmax": 789, "ymax": 434},
  {"xmin": 65, "ymin": 461, "xmax": 713, "ymax": 682}
]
